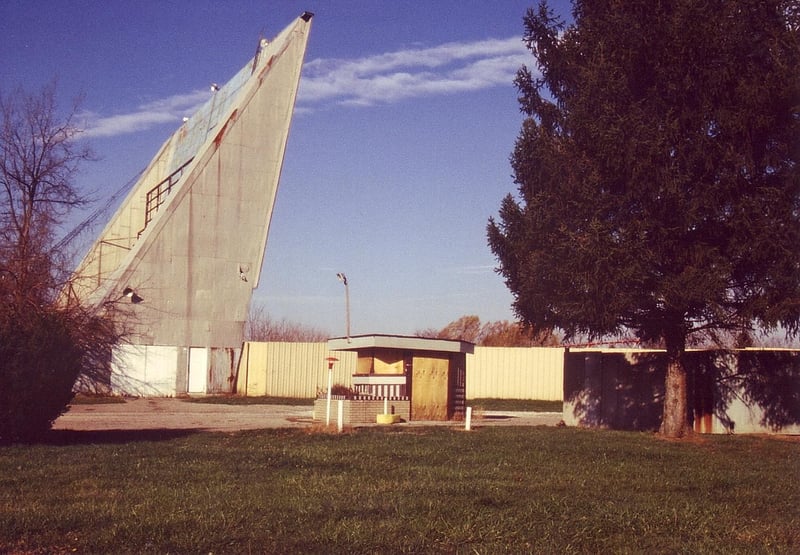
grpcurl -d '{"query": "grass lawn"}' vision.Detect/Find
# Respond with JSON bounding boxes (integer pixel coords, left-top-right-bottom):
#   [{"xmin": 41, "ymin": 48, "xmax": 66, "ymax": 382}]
[
  {"xmin": 70, "ymin": 394, "xmax": 128, "ymax": 405},
  {"xmin": 1, "ymin": 427, "xmax": 797, "ymax": 553}
]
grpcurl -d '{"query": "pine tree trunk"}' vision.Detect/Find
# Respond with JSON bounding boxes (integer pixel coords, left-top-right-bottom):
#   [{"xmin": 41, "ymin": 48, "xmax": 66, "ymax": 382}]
[{"xmin": 660, "ymin": 336, "xmax": 691, "ymax": 438}]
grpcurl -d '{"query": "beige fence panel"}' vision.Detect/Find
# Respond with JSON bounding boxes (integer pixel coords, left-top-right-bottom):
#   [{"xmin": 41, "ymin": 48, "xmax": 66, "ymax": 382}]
[
  {"xmin": 467, "ymin": 347, "xmax": 564, "ymax": 401},
  {"xmin": 237, "ymin": 343, "xmax": 564, "ymax": 401},
  {"xmin": 236, "ymin": 342, "xmax": 357, "ymax": 397}
]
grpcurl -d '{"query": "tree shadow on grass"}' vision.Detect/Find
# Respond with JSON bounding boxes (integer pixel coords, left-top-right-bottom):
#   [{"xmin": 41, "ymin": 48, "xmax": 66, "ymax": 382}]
[{"xmin": 36, "ymin": 428, "xmax": 200, "ymax": 446}]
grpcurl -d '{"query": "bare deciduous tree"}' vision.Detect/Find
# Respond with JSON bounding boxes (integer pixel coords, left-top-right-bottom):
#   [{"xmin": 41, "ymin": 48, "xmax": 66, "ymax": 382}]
[
  {"xmin": 418, "ymin": 315, "xmax": 560, "ymax": 346},
  {"xmin": 0, "ymin": 82, "xmax": 120, "ymax": 440},
  {"xmin": 245, "ymin": 303, "xmax": 329, "ymax": 342},
  {"xmin": 0, "ymin": 81, "xmax": 92, "ymax": 305}
]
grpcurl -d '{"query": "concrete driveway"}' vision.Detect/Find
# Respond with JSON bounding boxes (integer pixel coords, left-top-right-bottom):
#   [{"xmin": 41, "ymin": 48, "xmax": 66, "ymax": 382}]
[
  {"xmin": 53, "ymin": 398, "xmax": 314, "ymax": 433},
  {"xmin": 53, "ymin": 398, "xmax": 562, "ymax": 432}
]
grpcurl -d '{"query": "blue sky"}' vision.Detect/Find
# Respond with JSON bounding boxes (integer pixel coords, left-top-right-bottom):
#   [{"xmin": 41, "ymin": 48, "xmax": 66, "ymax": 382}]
[{"xmin": 1, "ymin": 0, "xmax": 573, "ymax": 337}]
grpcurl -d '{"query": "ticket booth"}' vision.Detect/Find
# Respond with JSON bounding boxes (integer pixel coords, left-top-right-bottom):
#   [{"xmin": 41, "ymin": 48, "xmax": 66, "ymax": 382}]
[{"xmin": 328, "ymin": 334, "xmax": 474, "ymax": 421}]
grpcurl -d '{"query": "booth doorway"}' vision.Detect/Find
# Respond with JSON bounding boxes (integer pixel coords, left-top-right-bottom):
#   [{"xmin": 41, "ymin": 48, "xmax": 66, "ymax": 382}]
[
  {"xmin": 411, "ymin": 355, "xmax": 449, "ymax": 420},
  {"xmin": 188, "ymin": 347, "xmax": 208, "ymax": 394}
]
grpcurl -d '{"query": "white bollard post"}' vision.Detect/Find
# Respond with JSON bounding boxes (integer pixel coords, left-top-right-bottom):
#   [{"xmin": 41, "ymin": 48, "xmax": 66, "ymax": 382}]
[
  {"xmin": 337, "ymin": 399, "xmax": 344, "ymax": 433},
  {"xmin": 465, "ymin": 406, "xmax": 472, "ymax": 431},
  {"xmin": 324, "ymin": 357, "xmax": 338, "ymax": 428},
  {"xmin": 326, "ymin": 367, "xmax": 332, "ymax": 426}
]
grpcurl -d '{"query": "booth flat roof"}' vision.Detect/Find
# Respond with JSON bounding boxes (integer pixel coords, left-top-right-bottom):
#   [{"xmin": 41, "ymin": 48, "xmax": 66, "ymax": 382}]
[{"xmin": 328, "ymin": 334, "xmax": 475, "ymax": 354}]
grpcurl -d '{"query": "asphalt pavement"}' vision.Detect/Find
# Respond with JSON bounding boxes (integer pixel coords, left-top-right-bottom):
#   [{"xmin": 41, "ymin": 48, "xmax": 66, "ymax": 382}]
[{"xmin": 53, "ymin": 398, "xmax": 563, "ymax": 432}]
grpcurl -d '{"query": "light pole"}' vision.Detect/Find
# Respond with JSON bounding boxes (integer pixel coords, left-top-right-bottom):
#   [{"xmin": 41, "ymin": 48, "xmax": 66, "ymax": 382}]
[
  {"xmin": 325, "ymin": 356, "xmax": 338, "ymax": 426},
  {"xmin": 336, "ymin": 272, "xmax": 351, "ymax": 343}
]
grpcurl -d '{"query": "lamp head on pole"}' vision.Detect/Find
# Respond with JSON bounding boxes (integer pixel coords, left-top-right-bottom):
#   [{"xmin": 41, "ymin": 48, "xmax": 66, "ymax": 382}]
[{"xmin": 122, "ymin": 287, "xmax": 144, "ymax": 304}]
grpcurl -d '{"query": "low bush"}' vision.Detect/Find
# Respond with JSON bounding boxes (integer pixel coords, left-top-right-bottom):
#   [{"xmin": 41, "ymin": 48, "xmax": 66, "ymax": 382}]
[{"xmin": 0, "ymin": 307, "xmax": 82, "ymax": 442}]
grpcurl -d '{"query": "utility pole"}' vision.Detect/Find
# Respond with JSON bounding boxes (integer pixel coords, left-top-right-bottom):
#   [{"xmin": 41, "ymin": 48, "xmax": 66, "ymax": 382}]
[{"xmin": 336, "ymin": 272, "xmax": 351, "ymax": 343}]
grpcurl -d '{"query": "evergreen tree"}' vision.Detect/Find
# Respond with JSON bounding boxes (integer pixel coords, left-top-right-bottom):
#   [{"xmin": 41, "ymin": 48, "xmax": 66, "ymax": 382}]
[{"xmin": 488, "ymin": 0, "xmax": 800, "ymax": 437}]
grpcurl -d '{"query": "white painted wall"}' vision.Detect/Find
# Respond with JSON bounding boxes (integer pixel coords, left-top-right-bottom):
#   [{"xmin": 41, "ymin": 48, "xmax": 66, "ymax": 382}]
[
  {"xmin": 111, "ymin": 345, "xmax": 179, "ymax": 396},
  {"xmin": 188, "ymin": 347, "xmax": 209, "ymax": 394}
]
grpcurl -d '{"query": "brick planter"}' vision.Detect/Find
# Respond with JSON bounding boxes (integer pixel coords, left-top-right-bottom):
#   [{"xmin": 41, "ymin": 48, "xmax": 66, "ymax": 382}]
[{"xmin": 313, "ymin": 396, "xmax": 410, "ymax": 426}]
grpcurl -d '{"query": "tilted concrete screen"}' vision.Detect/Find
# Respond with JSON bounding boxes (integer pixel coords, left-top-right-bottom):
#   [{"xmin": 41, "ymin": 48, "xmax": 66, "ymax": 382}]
[{"xmin": 70, "ymin": 14, "xmax": 313, "ymax": 354}]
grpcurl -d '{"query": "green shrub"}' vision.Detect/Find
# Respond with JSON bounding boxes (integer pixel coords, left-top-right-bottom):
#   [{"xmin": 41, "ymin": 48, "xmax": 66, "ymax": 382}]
[
  {"xmin": 316, "ymin": 383, "xmax": 357, "ymax": 398},
  {"xmin": 0, "ymin": 307, "xmax": 83, "ymax": 442}
]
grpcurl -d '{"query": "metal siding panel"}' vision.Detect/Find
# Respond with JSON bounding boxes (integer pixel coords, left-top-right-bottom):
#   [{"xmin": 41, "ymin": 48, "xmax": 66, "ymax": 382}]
[
  {"xmin": 238, "ymin": 342, "xmax": 356, "ymax": 398},
  {"xmin": 208, "ymin": 347, "xmax": 238, "ymax": 393},
  {"xmin": 235, "ymin": 342, "xmax": 248, "ymax": 394},
  {"xmin": 467, "ymin": 347, "xmax": 564, "ymax": 401},
  {"xmin": 246, "ymin": 342, "xmax": 268, "ymax": 396}
]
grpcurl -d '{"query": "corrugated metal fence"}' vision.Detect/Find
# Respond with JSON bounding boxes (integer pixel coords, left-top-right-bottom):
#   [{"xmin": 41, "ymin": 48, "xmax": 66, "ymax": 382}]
[
  {"xmin": 236, "ymin": 342, "xmax": 357, "ymax": 397},
  {"xmin": 236, "ymin": 342, "xmax": 564, "ymax": 400},
  {"xmin": 467, "ymin": 347, "xmax": 564, "ymax": 401}
]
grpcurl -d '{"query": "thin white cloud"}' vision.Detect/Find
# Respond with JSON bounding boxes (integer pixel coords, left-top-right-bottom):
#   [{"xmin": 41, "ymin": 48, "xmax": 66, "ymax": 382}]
[
  {"xmin": 298, "ymin": 36, "xmax": 528, "ymax": 108},
  {"xmin": 81, "ymin": 89, "xmax": 209, "ymax": 138},
  {"xmin": 81, "ymin": 111, "xmax": 175, "ymax": 138},
  {"xmin": 82, "ymin": 36, "xmax": 528, "ymax": 138}
]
